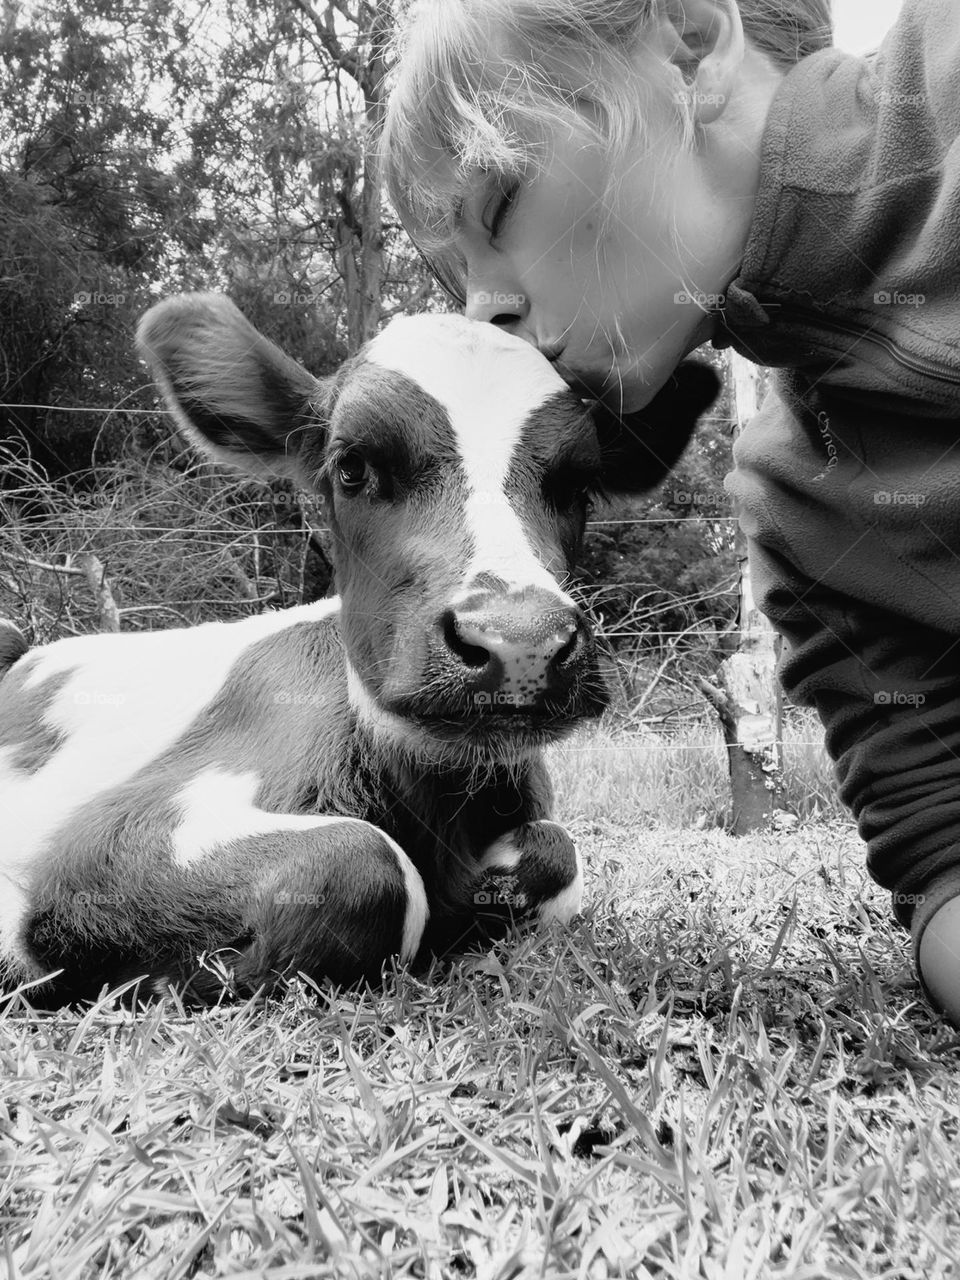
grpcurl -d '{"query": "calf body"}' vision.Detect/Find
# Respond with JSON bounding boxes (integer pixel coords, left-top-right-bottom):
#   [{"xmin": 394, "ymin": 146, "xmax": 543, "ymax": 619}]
[{"xmin": 0, "ymin": 297, "xmax": 718, "ymax": 1004}]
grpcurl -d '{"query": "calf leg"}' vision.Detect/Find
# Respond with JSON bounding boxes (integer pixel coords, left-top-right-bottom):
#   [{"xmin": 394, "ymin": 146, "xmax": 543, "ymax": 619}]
[
  {"xmin": 217, "ymin": 819, "xmax": 427, "ymax": 998},
  {"xmin": 24, "ymin": 817, "xmax": 427, "ymax": 1005},
  {"xmin": 421, "ymin": 820, "xmax": 582, "ymax": 959},
  {"xmin": 474, "ymin": 820, "xmax": 583, "ymax": 924}
]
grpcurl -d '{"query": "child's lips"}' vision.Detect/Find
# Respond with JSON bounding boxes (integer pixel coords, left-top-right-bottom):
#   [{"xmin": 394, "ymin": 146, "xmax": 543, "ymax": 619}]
[
  {"xmin": 555, "ymin": 351, "xmax": 674, "ymax": 414},
  {"xmin": 550, "ymin": 354, "xmax": 598, "ymax": 395},
  {"xmin": 553, "ymin": 356, "xmax": 638, "ymax": 408}
]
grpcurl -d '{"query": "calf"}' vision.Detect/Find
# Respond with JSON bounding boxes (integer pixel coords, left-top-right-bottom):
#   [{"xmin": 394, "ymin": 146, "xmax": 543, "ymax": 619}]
[{"xmin": 0, "ymin": 295, "xmax": 718, "ymax": 1005}]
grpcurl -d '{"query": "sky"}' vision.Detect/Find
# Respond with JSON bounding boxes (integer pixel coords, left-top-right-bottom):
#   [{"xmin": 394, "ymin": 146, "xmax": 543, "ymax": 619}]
[{"xmin": 832, "ymin": 0, "xmax": 905, "ymax": 53}]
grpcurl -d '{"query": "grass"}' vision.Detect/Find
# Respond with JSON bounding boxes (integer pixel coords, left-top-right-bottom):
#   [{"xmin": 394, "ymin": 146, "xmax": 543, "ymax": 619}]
[
  {"xmin": 547, "ymin": 708, "xmax": 844, "ymax": 830},
  {"xmin": 5, "ymin": 816, "xmax": 960, "ymax": 1279},
  {"xmin": 0, "ymin": 448, "xmax": 325, "ymax": 643}
]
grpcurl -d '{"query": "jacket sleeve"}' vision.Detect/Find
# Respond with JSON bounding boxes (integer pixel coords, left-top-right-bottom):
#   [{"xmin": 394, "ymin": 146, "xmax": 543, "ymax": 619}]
[{"xmin": 728, "ymin": 369, "xmax": 960, "ymax": 935}]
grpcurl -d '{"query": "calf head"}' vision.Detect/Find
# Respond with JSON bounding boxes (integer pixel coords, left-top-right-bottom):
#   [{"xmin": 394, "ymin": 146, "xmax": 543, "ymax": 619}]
[{"xmin": 138, "ymin": 295, "xmax": 718, "ymax": 754}]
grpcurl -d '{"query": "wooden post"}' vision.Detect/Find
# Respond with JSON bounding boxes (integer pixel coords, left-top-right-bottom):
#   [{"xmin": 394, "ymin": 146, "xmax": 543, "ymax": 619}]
[
  {"xmin": 73, "ymin": 551, "xmax": 121, "ymax": 633},
  {"xmin": 697, "ymin": 353, "xmax": 784, "ymax": 833}
]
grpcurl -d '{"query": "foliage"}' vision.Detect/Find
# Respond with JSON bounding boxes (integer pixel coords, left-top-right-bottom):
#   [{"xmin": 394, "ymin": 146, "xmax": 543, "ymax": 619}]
[
  {"xmin": 0, "ymin": 0, "xmax": 439, "ymax": 612},
  {"xmin": 0, "ymin": 0, "xmax": 436, "ymax": 475},
  {"xmin": 577, "ymin": 348, "xmax": 740, "ymax": 704}
]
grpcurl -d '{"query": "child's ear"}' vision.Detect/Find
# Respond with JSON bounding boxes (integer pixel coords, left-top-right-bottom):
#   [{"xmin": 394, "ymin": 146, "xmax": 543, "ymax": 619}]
[
  {"xmin": 655, "ymin": 0, "xmax": 745, "ymax": 125},
  {"xmin": 590, "ymin": 360, "xmax": 721, "ymax": 495}
]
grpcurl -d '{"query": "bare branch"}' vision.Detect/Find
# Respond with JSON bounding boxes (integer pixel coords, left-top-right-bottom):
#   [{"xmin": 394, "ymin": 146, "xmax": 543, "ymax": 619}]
[
  {"xmin": 4, "ymin": 552, "xmax": 83, "ymax": 577},
  {"xmin": 287, "ymin": 0, "xmax": 363, "ymax": 84},
  {"xmin": 694, "ymin": 675, "xmax": 732, "ymax": 720}
]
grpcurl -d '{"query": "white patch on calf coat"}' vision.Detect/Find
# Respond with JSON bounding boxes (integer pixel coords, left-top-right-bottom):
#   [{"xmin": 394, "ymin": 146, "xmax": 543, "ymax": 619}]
[
  {"xmin": 0, "ymin": 749, "xmax": 32, "ymax": 975},
  {"xmin": 345, "ymin": 662, "xmax": 430, "ymax": 750},
  {"xmin": 478, "ymin": 836, "xmax": 523, "ymax": 872},
  {"xmin": 171, "ymin": 766, "xmax": 364, "ymax": 867},
  {"xmin": 0, "ymin": 599, "xmax": 340, "ymax": 972},
  {"xmin": 538, "ymin": 844, "xmax": 584, "ymax": 925},
  {"xmin": 366, "ymin": 315, "xmax": 574, "ymax": 600},
  {"xmin": 171, "ymin": 766, "xmax": 429, "ymax": 962}
]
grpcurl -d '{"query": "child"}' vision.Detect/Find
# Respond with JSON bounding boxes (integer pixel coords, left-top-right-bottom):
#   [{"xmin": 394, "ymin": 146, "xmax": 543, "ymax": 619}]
[{"xmin": 380, "ymin": 0, "xmax": 960, "ymax": 1024}]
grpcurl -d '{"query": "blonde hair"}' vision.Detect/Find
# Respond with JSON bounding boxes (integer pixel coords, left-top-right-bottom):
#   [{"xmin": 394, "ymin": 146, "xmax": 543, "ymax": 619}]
[{"xmin": 380, "ymin": 0, "xmax": 832, "ymax": 299}]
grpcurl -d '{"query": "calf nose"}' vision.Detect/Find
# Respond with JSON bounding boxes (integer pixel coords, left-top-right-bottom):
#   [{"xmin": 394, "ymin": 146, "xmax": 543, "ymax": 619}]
[{"xmin": 442, "ymin": 589, "xmax": 592, "ymax": 702}]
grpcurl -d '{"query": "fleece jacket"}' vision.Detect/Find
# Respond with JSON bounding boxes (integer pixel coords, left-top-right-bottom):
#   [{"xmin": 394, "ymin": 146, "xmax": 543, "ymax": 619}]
[{"xmin": 716, "ymin": 0, "xmax": 960, "ymax": 978}]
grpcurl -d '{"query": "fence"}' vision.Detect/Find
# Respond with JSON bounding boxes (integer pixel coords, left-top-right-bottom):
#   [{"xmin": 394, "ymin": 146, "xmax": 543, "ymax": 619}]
[{"xmin": 0, "ymin": 393, "xmax": 833, "ymax": 768}]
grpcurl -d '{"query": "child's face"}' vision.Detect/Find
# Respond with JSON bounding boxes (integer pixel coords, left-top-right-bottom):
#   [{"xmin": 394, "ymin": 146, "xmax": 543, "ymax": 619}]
[{"xmin": 457, "ymin": 116, "xmax": 751, "ymax": 411}]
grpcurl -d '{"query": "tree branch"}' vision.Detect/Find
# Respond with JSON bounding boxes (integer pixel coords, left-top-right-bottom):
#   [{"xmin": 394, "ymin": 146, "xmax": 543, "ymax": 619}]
[
  {"xmin": 694, "ymin": 674, "xmax": 731, "ymax": 721},
  {"xmin": 287, "ymin": 0, "xmax": 364, "ymax": 84}
]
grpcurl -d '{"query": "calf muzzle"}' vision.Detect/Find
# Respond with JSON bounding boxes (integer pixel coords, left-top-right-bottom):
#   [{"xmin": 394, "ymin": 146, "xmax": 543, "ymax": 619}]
[{"xmin": 440, "ymin": 587, "xmax": 595, "ymax": 708}]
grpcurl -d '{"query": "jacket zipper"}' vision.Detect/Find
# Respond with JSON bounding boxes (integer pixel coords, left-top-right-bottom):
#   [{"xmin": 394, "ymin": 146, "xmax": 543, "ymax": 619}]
[{"xmin": 769, "ymin": 304, "xmax": 960, "ymax": 387}]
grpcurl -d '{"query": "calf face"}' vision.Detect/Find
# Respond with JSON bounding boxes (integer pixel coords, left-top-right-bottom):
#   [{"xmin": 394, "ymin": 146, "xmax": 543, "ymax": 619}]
[{"xmin": 139, "ymin": 296, "xmax": 718, "ymax": 759}]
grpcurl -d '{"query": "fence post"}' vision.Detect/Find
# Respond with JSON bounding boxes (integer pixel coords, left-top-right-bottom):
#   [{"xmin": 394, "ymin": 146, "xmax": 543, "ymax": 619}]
[
  {"xmin": 697, "ymin": 353, "xmax": 784, "ymax": 833},
  {"xmin": 73, "ymin": 551, "xmax": 121, "ymax": 633}
]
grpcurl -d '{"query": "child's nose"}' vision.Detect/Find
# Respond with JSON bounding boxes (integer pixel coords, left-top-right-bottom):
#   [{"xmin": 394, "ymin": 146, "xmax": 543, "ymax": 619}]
[{"xmin": 465, "ymin": 276, "xmax": 529, "ymax": 330}]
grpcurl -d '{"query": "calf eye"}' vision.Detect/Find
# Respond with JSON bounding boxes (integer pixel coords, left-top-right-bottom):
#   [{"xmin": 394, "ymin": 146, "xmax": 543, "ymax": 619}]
[
  {"xmin": 545, "ymin": 472, "xmax": 592, "ymax": 513},
  {"xmin": 336, "ymin": 450, "xmax": 369, "ymax": 493}
]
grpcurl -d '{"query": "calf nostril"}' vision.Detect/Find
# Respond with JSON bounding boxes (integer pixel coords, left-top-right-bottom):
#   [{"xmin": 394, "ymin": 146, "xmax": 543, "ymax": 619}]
[
  {"xmin": 552, "ymin": 624, "xmax": 580, "ymax": 667},
  {"xmin": 442, "ymin": 610, "xmax": 490, "ymax": 669}
]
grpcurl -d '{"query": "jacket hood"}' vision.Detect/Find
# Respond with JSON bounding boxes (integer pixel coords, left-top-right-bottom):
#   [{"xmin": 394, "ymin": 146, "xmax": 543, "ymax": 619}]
[{"xmin": 716, "ymin": 0, "xmax": 960, "ymax": 411}]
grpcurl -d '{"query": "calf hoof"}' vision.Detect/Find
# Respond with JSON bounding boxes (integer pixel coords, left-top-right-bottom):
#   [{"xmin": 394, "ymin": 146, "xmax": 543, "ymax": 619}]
[
  {"xmin": 475, "ymin": 819, "xmax": 583, "ymax": 924},
  {"xmin": 208, "ymin": 819, "xmax": 427, "ymax": 997}
]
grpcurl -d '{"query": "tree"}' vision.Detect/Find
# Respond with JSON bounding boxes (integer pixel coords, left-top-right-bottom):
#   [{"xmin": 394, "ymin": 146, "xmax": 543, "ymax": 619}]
[{"xmin": 696, "ymin": 355, "xmax": 784, "ymax": 833}]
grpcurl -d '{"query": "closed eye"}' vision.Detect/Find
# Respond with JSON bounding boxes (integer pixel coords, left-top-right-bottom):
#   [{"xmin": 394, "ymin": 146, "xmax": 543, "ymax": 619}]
[{"xmin": 482, "ymin": 176, "xmax": 520, "ymax": 242}]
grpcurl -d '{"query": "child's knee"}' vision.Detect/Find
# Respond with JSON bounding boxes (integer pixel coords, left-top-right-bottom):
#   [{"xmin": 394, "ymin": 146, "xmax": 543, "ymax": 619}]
[{"xmin": 913, "ymin": 886, "xmax": 960, "ymax": 1028}]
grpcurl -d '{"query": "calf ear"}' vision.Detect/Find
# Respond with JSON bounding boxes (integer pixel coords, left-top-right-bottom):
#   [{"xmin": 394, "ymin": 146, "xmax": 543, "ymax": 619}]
[
  {"xmin": 137, "ymin": 293, "xmax": 328, "ymax": 480},
  {"xmin": 591, "ymin": 360, "xmax": 721, "ymax": 494}
]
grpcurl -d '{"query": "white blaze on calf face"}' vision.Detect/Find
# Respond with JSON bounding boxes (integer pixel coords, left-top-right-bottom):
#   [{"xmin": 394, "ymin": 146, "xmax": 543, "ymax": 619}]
[{"xmin": 365, "ymin": 315, "xmax": 574, "ymax": 599}]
